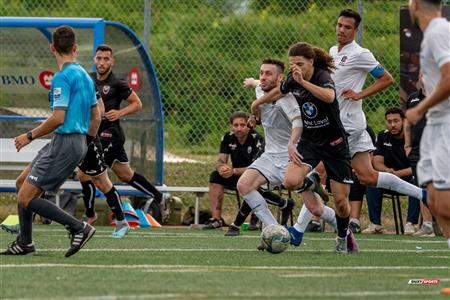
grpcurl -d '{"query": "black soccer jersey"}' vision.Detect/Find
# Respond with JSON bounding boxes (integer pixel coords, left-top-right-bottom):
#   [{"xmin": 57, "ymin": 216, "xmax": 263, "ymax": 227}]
[
  {"xmin": 90, "ymin": 72, "xmax": 132, "ymax": 136},
  {"xmin": 219, "ymin": 130, "xmax": 265, "ymax": 168},
  {"xmin": 280, "ymin": 68, "xmax": 347, "ymax": 146},
  {"xmin": 374, "ymin": 130, "xmax": 410, "ymax": 172}
]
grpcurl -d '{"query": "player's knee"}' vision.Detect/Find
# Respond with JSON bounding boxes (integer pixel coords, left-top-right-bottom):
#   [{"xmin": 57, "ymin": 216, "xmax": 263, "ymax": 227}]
[
  {"xmin": 357, "ymin": 172, "xmax": 377, "ymax": 186},
  {"xmin": 334, "ymin": 198, "xmax": 350, "ymax": 215},
  {"xmin": 118, "ymin": 173, "xmax": 132, "ymax": 183},
  {"xmin": 283, "ymin": 177, "xmax": 303, "ymax": 191},
  {"xmin": 309, "ymin": 205, "xmax": 323, "ymax": 217},
  {"xmin": 17, "ymin": 191, "xmax": 31, "ymax": 208},
  {"xmin": 236, "ymin": 180, "xmax": 251, "ymax": 195}
]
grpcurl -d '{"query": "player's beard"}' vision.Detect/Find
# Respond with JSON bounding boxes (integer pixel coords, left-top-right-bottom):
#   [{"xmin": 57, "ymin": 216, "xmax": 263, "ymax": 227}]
[{"xmin": 97, "ymin": 66, "xmax": 111, "ymax": 76}]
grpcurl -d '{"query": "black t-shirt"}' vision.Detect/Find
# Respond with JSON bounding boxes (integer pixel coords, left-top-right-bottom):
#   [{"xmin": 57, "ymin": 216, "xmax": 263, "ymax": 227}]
[
  {"xmin": 406, "ymin": 89, "xmax": 426, "ymax": 162},
  {"xmin": 90, "ymin": 72, "xmax": 132, "ymax": 144},
  {"xmin": 280, "ymin": 68, "xmax": 347, "ymax": 146},
  {"xmin": 219, "ymin": 130, "xmax": 265, "ymax": 168},
  {"xmin": 374, "ymin": 130, "xmax": 410, "ymax": 171}
]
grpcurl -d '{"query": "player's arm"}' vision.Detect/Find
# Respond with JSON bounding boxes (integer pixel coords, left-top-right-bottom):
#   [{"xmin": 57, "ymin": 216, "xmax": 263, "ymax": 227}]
[
  {"xmin": 104, "ymin": 91, "xmax": 142, "ymax": 121},
  {"xmin": 243, "ymin": 78, "xmax": 260, "ymax": 89},
  {"xmin": 344, "ymin": 70, "xmax": 394, "ymax": 101},
  {"xmin": 392, "ymin": 167, "xmax": 412, "ymax": 178},
  {"xmin": 87, "ymin": 105, "xmax": 101, "ymax": 137},
  {"xmin": 403, "ymin": 118, "xmax": 412, "ymax": 155},
  {"xmin": 216, "ymin": 153, "xmax": 233, "ymax": 178},
  {"xmin": 291, "ymin": 64, "xmax": 335, "ymax": 103},
  {"xmin": 251, "ymin": 85, "xmax": 282, "ymax": 119},
  {"xmin": 372, "ymin": 155, "xmax": 394, "ymax": 174},
  {"xmin": 407, "ymin": 63, "xmax": 450, "ymax": 124}
]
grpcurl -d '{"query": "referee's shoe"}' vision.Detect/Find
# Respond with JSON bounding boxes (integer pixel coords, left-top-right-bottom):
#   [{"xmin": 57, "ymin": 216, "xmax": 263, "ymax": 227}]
[
  {"xmin": 0, "ymin": 237, "xmax": 36, "ymax": 256},
  {"xmin": 65, "ymin": 222, "xmax": 96, "ymax": 257}
]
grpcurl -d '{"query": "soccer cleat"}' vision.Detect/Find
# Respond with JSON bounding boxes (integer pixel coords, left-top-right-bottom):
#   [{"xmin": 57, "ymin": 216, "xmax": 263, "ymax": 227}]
[
  {"xmin": 112, "ymin": 221, "xmax": 131, "ymax": 239},
  {"xmin": 81, "ymin": 212, "xmax": 98, "ymax": 225},
  {"xmin": 306, "ymin": 171, "xmax": 329, "ymax": 203},
  {"xmin": 248, "ymin": 214, "xmax": 261, "ymax": 231},
  {"xmin": 305, "ymin": 220, "xmax": 322, "ymax": 232},
  {"xmin": 257, "ymin": 241, "xmax": 267, "ymax": 251},
  {"xmin": 224, "ymin": 224, "xmax": 240, "ymax": 236},
  {"xmin": 335, "ymin": 236, "xmax": 347, "ymax": 253},
  {"xmin": 287, "ymin": 226, "xmax": 304, "ymax": 247},
  {"xmin": 404, "ymin": 222, "xmax": 415, "ymax": 235},
  {"xmin": 202, "ymin": 218, "xmax": 222, "ymax": 230},
  {"xmin": 413, "ymin": 225, "xmax": 435, "ymax": 237},
  {"xmin": 65, "ymin": 222, "xmax": 96, "ymax": 258},
  {"xmin": 0, "ymin": 224, "xmax": 20, "ymax": 235},
  {"xmin": 362, "ymin": 223, "xmax": 384, "ymax": 234},
  {"xmin": 346, "ymin": 230, "xmax": 359, "ymax": 254},
  {"xmin": 0, "ymin": 238, "xmax": 36, "ymax": 256},
  {"xmin": 348, "ymin": 220, "xmax": 361, "ymax": 234},
  {"xmin": 280, "ymin": 199, "xmax": 295, "ymax": 226}
]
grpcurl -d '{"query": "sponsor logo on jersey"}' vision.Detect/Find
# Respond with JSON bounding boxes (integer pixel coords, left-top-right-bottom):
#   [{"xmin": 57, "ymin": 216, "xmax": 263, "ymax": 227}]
[
  {"xmin": 229, "ymin": 143, "xmax": 237, "ymax": 151},
  {"xmin": 302, "ymin": 102, "xmax": 318, "ymax": 119},
  {"xmin": 29, "ymin": 175, "xmax": 38, "ymax": 181},
  {"xmin": 53, "ymin": 87, "xmax": 61, "ymax": 101}
]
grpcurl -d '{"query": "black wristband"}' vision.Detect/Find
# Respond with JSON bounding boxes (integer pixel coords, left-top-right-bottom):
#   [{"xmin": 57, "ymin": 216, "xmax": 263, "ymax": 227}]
[
  {"xmin": 86, "ymin": 135, "xmax": 95, "ymax": 145},
  {"xmin": 26, "ymin": 131, "xmax": 34, "ymax": 141}
]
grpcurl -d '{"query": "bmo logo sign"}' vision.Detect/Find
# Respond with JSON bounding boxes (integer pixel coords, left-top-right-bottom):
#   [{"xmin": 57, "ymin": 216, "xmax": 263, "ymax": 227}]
[{"xmin": 39, "ymin": 71, "xmax": 54, "ymax": 90}]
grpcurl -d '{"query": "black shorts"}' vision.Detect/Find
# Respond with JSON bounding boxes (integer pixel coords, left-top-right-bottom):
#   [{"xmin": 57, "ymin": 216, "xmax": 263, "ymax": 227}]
[
  {"xmin": 101, "ymin": 141, "xmax": 129, "ymax": 168},
  {"xmin": 78, "ymin": 136, "xmax": 107, "ymax": 176},
  {"xmin": 298, "ymin": 139, "xmax": 352, "ymax": 184},
  {"xmin": 209, "ymin": 170, "xmax": 240, "ymax": 189},
  {"xmin": 349, "ymin": 173, "xmax": 366, "ymax": 201}
]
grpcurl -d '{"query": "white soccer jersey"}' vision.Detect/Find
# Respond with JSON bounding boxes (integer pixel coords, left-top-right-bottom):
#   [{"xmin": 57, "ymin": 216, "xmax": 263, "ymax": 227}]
[
  {"xmin": 330, "ymin": 40, "xmax": 382, "ymax": 133},
  {"xmin": 420, "ymin": 18, "xmax": 450, "ymax": 124},
  {"xmin": 255, "ymin": 85, "xmax": 301, "ymax": 154}
]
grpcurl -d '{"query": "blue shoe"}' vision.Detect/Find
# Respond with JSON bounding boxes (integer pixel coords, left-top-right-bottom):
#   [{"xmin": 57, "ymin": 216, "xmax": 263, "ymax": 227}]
[
  {"xmin": 287, "ymin": 226, "xmax": 304, "ymax": 247},
  {"xmin": 112, "ymin": 223, "xmax": 131, "ymax": 239}
]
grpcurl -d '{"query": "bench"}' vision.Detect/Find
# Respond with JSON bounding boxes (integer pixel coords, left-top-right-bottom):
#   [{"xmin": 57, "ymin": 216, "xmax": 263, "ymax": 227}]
[{"xmin": 0, "ymin": 138, "xmax": 210, "ymax": 226}]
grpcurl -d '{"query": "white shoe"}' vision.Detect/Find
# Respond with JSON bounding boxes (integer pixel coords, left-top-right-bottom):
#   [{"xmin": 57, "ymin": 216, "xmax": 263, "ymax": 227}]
[
  {"xmin": 362, "ymin": 223, "xmax": 384, "ymax": 234},
  {"xmin": 404, "ymin": 222, "xmax": 415, "ymax": 235},
  {"xmin": 413, "ymin": 225, "xmax": 435, "ymax": 237}
]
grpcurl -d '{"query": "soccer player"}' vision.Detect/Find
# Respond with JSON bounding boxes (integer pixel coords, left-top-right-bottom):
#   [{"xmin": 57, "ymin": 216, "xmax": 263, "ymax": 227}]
[
  {"xmin": 231, "ymin": 59, "xmax": 302, "ymax": 234},
  {"xmin": 251, "ymin": 42, "xmax": 358, "ymax": 253},
  {"xmin": 407, "ymin": 0, "xmax": 450, "ymax": 247},
  {"xmin": 77, "ymin": 98, "xmax": 131, "ymax": 237},
  {"xmin": 1, "ymin": 26, "xmax": 98, "ymax": 257},
  {"xmin": 329, "ymin": 9, "xmax": 427, "ymax": 204},
  {"xmin": 80, "ymin": 44, "xmax": 164, "ymax": 221}
]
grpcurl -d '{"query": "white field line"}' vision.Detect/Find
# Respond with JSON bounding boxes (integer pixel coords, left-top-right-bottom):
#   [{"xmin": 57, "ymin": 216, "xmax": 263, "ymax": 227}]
[
  {"xmin": 1, "ymin": 263, "xmax": 449, "ymax": 270},
  {"xmin": 1, "ymin": 290, "xmax": 442, "ymax": 300},
  {"xmin": 0, "ymin": 247, "xmax": 448, "ymax": 253},
  {"xmin": 29, "ymin": 229, "xmax": 446, "ymax": 243}
]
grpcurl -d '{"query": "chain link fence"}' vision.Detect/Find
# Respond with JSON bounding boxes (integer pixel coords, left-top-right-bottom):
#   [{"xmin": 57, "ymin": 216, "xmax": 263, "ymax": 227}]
[{"xmin": 2, "ymin": 0, "xmax": 441, "ymax": 189}]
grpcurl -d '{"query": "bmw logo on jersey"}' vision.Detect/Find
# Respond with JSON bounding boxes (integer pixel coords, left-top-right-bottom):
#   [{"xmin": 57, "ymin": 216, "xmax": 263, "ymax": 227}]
[{"xmin": 302, "ymin": 102, "xmax": 318, "ymax": 119}]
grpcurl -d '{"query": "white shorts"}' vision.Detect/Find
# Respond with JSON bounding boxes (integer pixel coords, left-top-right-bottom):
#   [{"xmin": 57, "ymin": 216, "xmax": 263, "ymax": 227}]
[
  {"xmin": 417, "ymin": 123, "xmax": 450, "ymax": 190},
  {"xmin": 248, "ymin": 152, "xmax": 289, "ymax": 189},
  {"xmin": 347, "ymin": 129, "xmax": 375, "ymax": 158}
]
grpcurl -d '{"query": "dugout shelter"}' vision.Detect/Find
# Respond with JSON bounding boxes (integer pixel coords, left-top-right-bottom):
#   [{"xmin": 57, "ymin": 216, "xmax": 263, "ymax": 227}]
[{"xmin": 0, "ymin": 17, "xmax": 164, "ymax": 185}]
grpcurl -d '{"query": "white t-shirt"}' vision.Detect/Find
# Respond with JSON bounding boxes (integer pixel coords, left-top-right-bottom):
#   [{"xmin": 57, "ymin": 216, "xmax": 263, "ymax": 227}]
[
  {"xmin": 420, "ymin": 17, "xmax": 450, "ymax": 124},
  {"xmin": 255, "ymin": 85, "xmax": 301, "ymax": 154},
  {"xmin": 330, "ymin": 40, "xmax": 383, "ymax": 134}
]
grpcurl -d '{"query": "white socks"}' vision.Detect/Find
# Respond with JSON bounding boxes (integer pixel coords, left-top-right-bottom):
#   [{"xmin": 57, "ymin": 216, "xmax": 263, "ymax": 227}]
[
  {"xmin": 294, "ymin": 204, "xmax": 313, "ymax": 233},
  {"xmin": 321, "ymin": 206, "xmax": 337, "ymax": 230},
  {"xmin": 377, "ymin": 172, "xmax": 423, "ymax": 200},
  {"xmin": 244, "ymin": 190, "xmax": 277, "ymax": 226}
]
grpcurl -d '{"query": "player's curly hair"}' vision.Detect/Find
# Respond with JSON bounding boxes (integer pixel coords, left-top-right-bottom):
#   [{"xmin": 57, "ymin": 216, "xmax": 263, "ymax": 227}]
[{"xmin": 288, "ymin": 42, "xmax": 336, "ymax": 73}]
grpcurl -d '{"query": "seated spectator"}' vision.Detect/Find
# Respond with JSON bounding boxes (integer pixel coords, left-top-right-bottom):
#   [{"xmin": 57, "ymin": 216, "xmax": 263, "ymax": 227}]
[
  {"xmin": 363, "ymin": 108, "xmax": 420, "ymax": 234},
  {"xmin": 204, "ymin": 111, "xmax": 265, "ymax": 229}
]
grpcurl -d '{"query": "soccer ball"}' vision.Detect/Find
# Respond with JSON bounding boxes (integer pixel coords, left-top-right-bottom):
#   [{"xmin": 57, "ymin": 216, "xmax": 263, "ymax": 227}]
[{"xmin": 260, "ymin": 224, "xmax": 290, "ymax": 254}]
